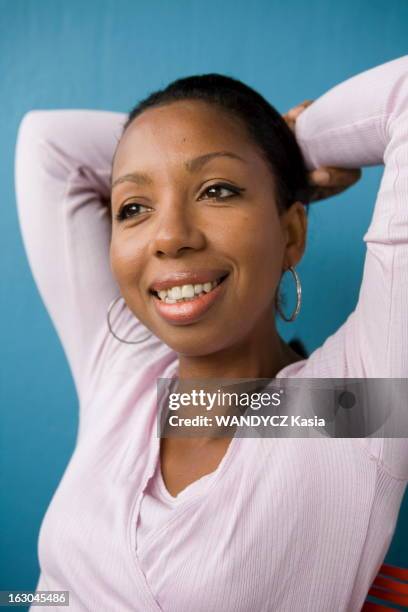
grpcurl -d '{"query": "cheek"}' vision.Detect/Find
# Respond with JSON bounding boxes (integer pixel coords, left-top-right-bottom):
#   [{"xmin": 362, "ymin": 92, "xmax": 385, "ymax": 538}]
[
  {"xmin": 252, "ymin": 222, "xmax": 283, "ymax": 274},
  {"xmin": 230, "ymin": 210, "xmax": 285, "ymax": 299},
  {"xmin": 109, "ymin": 234, "xmax": 145, "ymax": 288}
]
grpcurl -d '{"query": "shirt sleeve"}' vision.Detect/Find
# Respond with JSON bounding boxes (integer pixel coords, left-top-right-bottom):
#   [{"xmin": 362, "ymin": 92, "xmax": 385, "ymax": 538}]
[
  {"xmin": 15, "ymin": 109, "xmax": 127, "ymax": 402},
  {"xmin": 295, "ymin": 55, "xmax": 408, "ymax": 379},
  {"xmin": 294, "ymin": 57, "xmax": 408, "ymax": 480}
]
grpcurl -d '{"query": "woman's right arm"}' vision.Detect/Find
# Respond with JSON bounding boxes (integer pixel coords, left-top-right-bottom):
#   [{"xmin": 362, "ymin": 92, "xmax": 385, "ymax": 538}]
[{"xmin": 15, "ymin": 110, "xmax": 126, "ymax": 402}]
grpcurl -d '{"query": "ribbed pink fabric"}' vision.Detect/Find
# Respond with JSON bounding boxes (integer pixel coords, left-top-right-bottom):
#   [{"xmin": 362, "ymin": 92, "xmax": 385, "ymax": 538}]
[
  {"xmin": 15, "ymin": 56, "xmax": 408, "ymax": 612},
  {"xmin": 136, "ymin": 443, "xmax": 215, "ymax": 553}
]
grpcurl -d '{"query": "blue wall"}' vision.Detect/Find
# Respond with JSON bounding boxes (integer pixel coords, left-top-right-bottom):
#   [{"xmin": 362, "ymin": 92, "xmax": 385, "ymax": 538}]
[{"xmin": 1, "ymin": 0, "xmax": 407, "ymax": 599}]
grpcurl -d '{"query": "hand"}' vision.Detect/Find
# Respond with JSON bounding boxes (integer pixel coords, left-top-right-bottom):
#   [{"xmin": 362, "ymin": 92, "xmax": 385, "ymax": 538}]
[{"xmin": 283, "ymin": 100, "xmax": 362, "ymax": 203}]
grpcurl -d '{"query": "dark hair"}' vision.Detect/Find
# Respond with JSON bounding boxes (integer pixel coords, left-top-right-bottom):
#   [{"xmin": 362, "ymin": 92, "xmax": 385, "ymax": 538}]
[
  {"xmin": 121, "ymin": 73, "xmax": 311, "ymax": 213},
  {"xmin": 288, "ymin": 338, "xmax": 308, "ymax": 359}
]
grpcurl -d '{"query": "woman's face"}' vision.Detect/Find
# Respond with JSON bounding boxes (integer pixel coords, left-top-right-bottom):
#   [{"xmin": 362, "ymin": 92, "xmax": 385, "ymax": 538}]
[{"xmin": 110, "ymin": 100, "xmax": 305, "ymax": 356}]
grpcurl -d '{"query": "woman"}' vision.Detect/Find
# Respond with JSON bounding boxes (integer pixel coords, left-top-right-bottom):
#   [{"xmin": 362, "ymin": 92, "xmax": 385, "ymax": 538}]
[{"xmin": 15, "ymin": 56, "xmax": 408, "ymax": 611}]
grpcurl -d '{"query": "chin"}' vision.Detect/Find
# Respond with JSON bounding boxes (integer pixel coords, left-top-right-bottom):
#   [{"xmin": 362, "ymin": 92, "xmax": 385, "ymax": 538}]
[{"xmin": 159, "ymin": 327, "xmax": 235, "ymax": 358}]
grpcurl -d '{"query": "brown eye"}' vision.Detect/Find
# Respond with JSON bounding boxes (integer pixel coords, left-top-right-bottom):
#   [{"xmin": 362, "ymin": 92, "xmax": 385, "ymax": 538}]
[
  {"xmin": 199, "ymin": 183, "xmax": 243, "ymax": 200},
  {"xmin": 115, "ymin": 203, "xmax": 151, "ymax": 221}
]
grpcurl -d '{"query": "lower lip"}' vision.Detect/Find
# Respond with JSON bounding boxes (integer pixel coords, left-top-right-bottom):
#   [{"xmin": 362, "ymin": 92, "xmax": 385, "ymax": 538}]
[{"xmin": 151, "ymin": 276, "xmax": 229, "ymax": 325}]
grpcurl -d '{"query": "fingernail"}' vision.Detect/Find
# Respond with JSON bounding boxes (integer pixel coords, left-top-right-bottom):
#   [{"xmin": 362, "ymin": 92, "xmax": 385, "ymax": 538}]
[{"xmin": 312, "ymin": 170, "xmax": 330, "ymax": 184}]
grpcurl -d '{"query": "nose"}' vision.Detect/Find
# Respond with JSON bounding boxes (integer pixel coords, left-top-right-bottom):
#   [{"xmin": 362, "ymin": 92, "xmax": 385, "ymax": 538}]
[{"xmin": 147, "ymin": 198, "xmax": 206, "ymax": 258}]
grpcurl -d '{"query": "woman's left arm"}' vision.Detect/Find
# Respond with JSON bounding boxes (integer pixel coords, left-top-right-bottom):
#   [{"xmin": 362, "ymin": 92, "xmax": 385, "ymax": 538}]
[{"xmin": 296, "ymin": 55, "xmax": 408, "ymax": 379}]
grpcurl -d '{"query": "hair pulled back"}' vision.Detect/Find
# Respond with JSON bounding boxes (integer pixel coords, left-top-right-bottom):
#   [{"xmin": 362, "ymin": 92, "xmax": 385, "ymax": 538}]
[{"xmin": 123, "ymin": 73, "xmax": 311, "ymax": 213}]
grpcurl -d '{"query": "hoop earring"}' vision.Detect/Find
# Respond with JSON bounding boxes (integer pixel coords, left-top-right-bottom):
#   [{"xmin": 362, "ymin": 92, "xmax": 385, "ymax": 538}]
[
  {"xmin": 107, "ymin": 295, "xmax": 152, "ymax": 344},
  {"xmin": 276, "ymin": 266, "xmax": 302, "ymax": 322}
]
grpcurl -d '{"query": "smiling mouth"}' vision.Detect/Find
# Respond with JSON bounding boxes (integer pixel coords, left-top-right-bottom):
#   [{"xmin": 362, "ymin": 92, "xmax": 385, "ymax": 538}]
[{"xmin": 150, "ymin": 273, "xmax": 229, "ymax": 304}]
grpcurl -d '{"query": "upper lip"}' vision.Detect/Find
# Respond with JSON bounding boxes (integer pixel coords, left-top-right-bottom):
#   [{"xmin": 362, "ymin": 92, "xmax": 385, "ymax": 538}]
[{"xmin": 149, "ymin": 269, "xmax": 229, "ymax": 293}]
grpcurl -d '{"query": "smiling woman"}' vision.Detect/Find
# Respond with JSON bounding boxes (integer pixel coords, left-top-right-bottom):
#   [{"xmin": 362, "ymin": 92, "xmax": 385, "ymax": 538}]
[
  {"xmin": 109, "ymin": 75, "xmax": 311, "ymax": 366},
  {"xmin": 15, "ymin": 56, "xmax": 408, "ymax": 611}
]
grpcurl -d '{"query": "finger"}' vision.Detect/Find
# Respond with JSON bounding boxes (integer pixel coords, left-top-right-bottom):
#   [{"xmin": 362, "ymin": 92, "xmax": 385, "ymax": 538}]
[
  {"xmin": 282, "ymin": 116, "xmax": 296, "ymax": 135},
  {"xmin": 309, "ymin": 185, "xmax": 350, "ymax": 203},
  {"xmin": 286, "ymin": 100, "xmax": 312, "ymax": 117},
  {"xmin": 310, "ymin": 167, "xmax": 362, "ymax": 187},
  {"xmin": 286, "ymin": 99, "xmax": 314, "ymax": 120},
  {"xmin": 282, "ymin": 113, "xmax": 295, "ymax": 124},
  {"xmin": 309, "ymin": 169, "xmax": 331, "ymax": 185},
  {"xmin": 309, "ymin": 186, "xmax": 331, "ymax": 203}
]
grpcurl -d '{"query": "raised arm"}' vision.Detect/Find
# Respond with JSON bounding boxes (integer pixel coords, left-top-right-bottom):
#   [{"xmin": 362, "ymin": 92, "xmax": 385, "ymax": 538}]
[
  {"xmin": 295, "ymin": 56, "xmax": 408, "ymax": 379},
  {"xmin": 15, "ymin": 110, "xmax": 126, "ymax": 401}
]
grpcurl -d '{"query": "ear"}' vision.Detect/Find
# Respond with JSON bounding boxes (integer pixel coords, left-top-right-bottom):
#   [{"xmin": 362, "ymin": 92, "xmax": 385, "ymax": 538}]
[{"xmin": 280, "ymin": 202, "xmax": 308, "ymax": 269}]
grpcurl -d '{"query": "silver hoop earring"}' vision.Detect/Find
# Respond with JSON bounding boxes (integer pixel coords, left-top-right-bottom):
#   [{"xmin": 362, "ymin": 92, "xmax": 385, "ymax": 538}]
[
  {"xmin": 276, "ymin": 266, "xmax": 302, "ymax": 322},
  {"xmin": 107, "ymin": 295, "xmax": 152, "ymax": 344}
]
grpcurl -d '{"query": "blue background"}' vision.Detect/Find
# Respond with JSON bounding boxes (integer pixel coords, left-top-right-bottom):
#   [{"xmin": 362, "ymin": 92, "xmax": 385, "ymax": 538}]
[{"xmin": 1, "ymin": 0, "xmax": 407, "ymax": 601}]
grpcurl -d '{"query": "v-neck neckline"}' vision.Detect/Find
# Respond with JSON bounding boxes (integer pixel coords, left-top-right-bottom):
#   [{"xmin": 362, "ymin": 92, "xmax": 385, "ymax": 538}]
[
  {"xmin": 155, "ymin": 455, "xmax": 217, "ymax": 503},
  {"xmin": 127, "ymin": 415, "xmax": 242, "ymax": 610}
]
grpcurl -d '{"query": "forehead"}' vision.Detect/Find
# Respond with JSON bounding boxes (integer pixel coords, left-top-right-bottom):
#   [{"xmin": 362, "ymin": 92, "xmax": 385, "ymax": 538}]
[{"xmin": 112, "ymin": 100, "xmax": 256, "ymax": 176}]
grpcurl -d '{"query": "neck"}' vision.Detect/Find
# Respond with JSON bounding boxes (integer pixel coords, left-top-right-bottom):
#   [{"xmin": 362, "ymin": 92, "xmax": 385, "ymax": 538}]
[
  {"xmin": 177, "ymin": 316, "xmax": 302, "ymax": 381},
  {"xmin": 163, "ymin": 316, "xmax": 303, "ymax": 447}
]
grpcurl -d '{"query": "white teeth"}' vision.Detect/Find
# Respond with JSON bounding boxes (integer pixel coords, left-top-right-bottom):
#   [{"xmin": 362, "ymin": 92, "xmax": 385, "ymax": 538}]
[
  {"xmin": 181, "ymin": 284, "xmax": 195, "ymax": 298},
  {"xmin": 156, "ymin": 278, "xmax": 222, "ymax": 302},
  {"xmin": 169, "ymin": 286, "xmax": 182, "ymax": 300}
]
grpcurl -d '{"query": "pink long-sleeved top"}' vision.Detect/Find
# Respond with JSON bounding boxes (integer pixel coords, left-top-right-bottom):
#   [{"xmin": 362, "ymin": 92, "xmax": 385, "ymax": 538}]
[{"xmin": 15, "ymin": 56, "xmax": 408, "ymax": 612}]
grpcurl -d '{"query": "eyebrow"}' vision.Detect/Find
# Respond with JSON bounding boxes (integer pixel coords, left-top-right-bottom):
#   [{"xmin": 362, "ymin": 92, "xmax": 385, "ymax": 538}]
[{"xmin": 111, "ymin": 151, "xmax": 246, "ymax": 190}]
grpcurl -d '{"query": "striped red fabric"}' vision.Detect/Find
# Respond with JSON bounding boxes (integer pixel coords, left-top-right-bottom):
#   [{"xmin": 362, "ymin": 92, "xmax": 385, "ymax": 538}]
[{"xmin": 363, "ymin": 564, "xmax": 408, "ymax": 610}]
